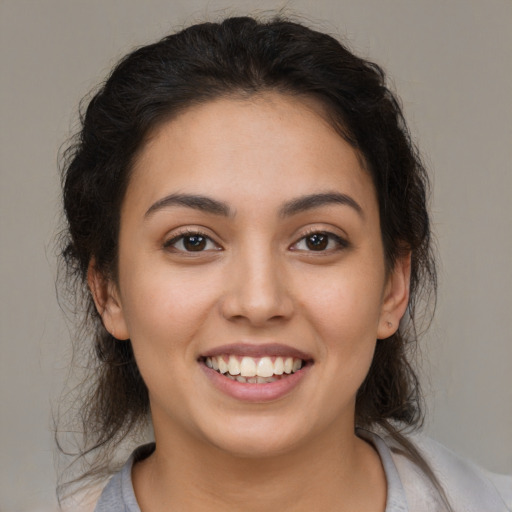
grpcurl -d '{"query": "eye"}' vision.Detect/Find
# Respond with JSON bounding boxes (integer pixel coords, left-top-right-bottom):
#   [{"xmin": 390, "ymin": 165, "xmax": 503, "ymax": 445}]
[
  {"xmin": 292, "ymin": 231, "xmax": 348, "ymax": 252},
  {"xmin": 164, "ymin": 231, "xmax": 221, "ymax": 253}
]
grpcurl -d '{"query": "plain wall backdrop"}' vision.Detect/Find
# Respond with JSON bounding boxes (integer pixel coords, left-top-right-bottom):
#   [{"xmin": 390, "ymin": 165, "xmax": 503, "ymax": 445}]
[{"xmin": 1, "ymin": 0, "xmax": 511, "ymax": 510}]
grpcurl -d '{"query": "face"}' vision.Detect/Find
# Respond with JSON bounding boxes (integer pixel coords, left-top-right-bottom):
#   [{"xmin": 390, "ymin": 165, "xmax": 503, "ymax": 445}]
[{"xmin": 92, "ymin": 93, "xmax": 409, "ymax": 458}]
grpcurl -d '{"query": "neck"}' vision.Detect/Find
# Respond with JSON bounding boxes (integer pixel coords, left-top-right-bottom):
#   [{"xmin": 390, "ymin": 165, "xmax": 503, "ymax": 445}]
[{"xmin": 132, "ymin": 419, "xmax": 386, "ymax": 512}]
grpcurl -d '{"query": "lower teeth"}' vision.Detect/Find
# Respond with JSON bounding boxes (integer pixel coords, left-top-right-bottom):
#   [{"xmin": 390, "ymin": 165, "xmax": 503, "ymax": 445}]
[{"xmin": 224, "ymin": 374, "xmax": 281, "ymax": 384}]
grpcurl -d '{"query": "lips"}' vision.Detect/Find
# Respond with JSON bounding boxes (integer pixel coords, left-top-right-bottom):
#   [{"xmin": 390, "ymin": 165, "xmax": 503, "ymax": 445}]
[
  {"xmin": 201, "ymin": 343, "xmax": 312, "ymax": 360},
  {"xmin": 198, "ymin": 343, "xmax": 313, "ymax": 401}
]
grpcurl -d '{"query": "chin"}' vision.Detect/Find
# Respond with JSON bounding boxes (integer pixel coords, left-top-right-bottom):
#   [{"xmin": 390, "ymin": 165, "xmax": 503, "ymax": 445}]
[
  {"xmin": 199, "ymin": 416, "xmax": 308, "ymax": 460},
  {"xmin": 212, "ymin": 434, "xmax": 300, "ymax": 460}
]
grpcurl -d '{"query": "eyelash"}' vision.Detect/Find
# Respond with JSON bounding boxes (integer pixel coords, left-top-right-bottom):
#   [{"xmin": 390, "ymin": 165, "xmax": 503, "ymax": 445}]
[
  {"xmin": 163, "ymin": 229, "xmax": 349, "ymax": 254},
  {"xmin": 290, "ymin": 230, "xmax": 349, "ymax": 253},
  {"xmin": 163, "ymin": 229, "xmax": 221, "ymax": 253}
]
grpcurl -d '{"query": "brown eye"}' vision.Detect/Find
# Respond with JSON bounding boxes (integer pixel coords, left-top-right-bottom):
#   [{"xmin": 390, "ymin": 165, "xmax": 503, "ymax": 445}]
[
  {"xmin": 305, "ymin": 233, "xmax": 329, "ymax": 251},
  {"xmin": 291, "ymin": 231, "xmax": 348, "ymax": 253},
  {"xmin": 183, "ymin": 235, "xmax": 207, "ymax": 251},
  {"xmin": 164, "ymin": 232, "xmax": 220, "ymax": 253}
]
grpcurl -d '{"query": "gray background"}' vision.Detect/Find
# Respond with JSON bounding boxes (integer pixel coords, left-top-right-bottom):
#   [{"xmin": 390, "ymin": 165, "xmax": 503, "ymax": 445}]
[{"xmin": 1, "ymin": 0, "xmax": 511, "ymax": 510}]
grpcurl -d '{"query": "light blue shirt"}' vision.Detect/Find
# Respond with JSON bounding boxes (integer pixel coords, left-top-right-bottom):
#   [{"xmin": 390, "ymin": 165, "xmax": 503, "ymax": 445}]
[{"xmin": 94, "ymin": 429, "xmax": 511, "ymax": 511}]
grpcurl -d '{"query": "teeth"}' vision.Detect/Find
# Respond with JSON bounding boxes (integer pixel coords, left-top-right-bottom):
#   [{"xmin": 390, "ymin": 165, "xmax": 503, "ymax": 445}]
[
  {"xmin": 257, "ymin": 376, "xmax": 277, "ymax": 383},
  {"xmin": 257, "ymin": 357, "xmax": 274, "ymax": 377},
  {"xmin": 218, "ymin": 357, "xmax": 228, "ymax": 374},
  {"xmin": 228, "ymin": 355, "xmax": 241, "ymax": 375},
  {"xmin": 233, "ymin": 375, "xmax": 278, "ymax": 384},
  {"xmin": 205, "ymin": 354, "xmax": 304, "ymax": 380},
  {"xmin": 240, "ymin": 357, "xmax": 257, "ymax": 377},
  {"xmin": 274, "ymin": 357, "xmax": 284, "ymax": 375}
]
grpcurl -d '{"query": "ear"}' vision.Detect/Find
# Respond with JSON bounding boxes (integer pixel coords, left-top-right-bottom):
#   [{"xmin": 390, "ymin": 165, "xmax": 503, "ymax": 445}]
[
  {"xmin": 376, "ymin": 252, "xmax": 411, "ymax": 340},
  {"xmin": 87, "ymin": 260, "xmax": 130, "ymax": 340}
]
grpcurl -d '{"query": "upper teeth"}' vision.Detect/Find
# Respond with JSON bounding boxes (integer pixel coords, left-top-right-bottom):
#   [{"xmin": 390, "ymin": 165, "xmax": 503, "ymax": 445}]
[{"xmin": 205, "ymin": 355, "xmax": 303, "ymax": 377}]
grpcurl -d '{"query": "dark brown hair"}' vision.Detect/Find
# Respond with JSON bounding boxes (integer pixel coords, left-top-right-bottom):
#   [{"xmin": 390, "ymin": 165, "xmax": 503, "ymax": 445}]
[{"xmin": 58, "ymin": 14, "xmax": 446, "ymax": 507}]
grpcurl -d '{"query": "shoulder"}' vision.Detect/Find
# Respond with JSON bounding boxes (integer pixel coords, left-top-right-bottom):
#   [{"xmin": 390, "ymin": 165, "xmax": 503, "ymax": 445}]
[
  {"xmin": 94, "ymin": 443, "xmax": 155, "ymax": 512},
  {"xmin": 378, "ymin": 429, "xmax": 512, "ymax": 511}
]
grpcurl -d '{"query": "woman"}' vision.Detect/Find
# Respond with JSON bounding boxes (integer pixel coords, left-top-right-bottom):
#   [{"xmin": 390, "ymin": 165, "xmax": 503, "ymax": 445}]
[{"xmin": 58, "ymin": 15, "xmax": 511, "ymax": 511}]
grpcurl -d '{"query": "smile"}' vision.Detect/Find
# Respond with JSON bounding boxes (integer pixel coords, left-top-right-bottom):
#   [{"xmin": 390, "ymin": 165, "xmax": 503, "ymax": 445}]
[
  {"xmin": 205, "ymin": 355, "xmax": 304, "ymax": 383},
  {"xmin": 199, "ymin": 344, "xmax": 313, "ymax": 401}
]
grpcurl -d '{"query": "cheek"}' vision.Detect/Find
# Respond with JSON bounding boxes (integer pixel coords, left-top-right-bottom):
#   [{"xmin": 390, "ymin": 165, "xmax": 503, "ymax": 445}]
[
  {"xmin": 295, "ymin": 263, "xmax": 384, "ymax": 389},
  {"xmin": 118, "ymin": 267, "xmax": 224, "ymax": 415},
  {"xmin": 298, "ymin": 265, "xmax": 385, "ymax": 341},
  {"xmin": 119, "ymin": 264, "xmax": 222, "ymax": 354}
]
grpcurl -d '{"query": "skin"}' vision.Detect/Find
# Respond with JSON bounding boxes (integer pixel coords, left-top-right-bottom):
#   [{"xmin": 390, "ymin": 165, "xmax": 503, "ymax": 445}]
[{"xmin": 90, "ymin": 92, "xmax": 410, "ymax": 511}]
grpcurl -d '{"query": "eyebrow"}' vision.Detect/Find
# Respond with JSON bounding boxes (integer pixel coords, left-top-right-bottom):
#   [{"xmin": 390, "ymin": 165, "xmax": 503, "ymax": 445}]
[
  {"xmin": 144, "ymin": 191, "xmax": 363, "ymax": 220},
  {"xmin": 279, "ymin": 192, "xmax": 364, "ymax": 218},
  {"xmin": 145, "ymin": 193, "xmax": 233, "ymax": 218}
]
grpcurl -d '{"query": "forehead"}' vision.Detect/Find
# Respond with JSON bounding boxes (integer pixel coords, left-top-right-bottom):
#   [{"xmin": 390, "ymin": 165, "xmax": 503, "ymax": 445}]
[{"xmin": 126, "ymin": 92, "xmax": 377, "ymax": 216}]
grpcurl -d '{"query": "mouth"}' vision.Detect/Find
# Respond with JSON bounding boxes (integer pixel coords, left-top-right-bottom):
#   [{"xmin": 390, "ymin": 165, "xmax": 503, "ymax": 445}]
[
  {"xmin": 198, "ymin": 343, "xmax": 313, "ymax": 402},
  {"xmin": 201, "ymin": 354, "xmax": 306, "ymax": 384}
]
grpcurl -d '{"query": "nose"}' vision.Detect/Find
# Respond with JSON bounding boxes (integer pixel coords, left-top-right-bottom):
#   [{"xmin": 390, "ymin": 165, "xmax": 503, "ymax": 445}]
[{"xmin": 219, "ymin": 247, "xmax": 294, "ymax": 327}]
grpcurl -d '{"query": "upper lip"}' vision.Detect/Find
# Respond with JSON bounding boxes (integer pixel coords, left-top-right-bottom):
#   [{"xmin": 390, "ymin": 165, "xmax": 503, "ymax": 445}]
[{"xmin": 200, "ymin": 343, "xmax": 313, "ymax": 361}]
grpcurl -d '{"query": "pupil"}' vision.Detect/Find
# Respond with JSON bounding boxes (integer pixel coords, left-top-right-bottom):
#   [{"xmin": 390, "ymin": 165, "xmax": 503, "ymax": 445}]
[
  {"xmin": 184, "ymin": 235, "xmax": 206, "ymax": 251},
  {"xmin": 306, "ymin": 233, "xmax": 328, "ymax": 251}
]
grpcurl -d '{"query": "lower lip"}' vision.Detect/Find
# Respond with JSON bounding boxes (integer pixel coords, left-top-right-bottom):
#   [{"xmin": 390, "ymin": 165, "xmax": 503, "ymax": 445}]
[{"xmin": 200, "ymin": 363, "xmax": 311, "ymax": 402}]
